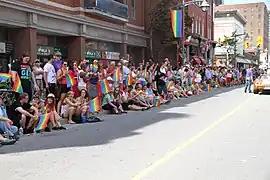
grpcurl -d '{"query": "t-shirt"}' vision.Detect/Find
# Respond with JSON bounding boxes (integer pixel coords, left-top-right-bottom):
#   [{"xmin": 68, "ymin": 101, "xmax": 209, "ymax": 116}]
[
  {"xmin": 52, "ymin": 60, "xmax": 63, "ymax": 72},
  {"xmin": 78, "ymin": 70, "xmax": 86, "ymax": 89},
  {"xmin": 44, "ymin": 63, "xmax": 56, "ymax": 84},
  {"xmin": 102, "ymin": 93, "xmax": 114, "ymax": 107},
  {"xmin": 11, "ymin": 61, "xmax": 32, "ymax": 92}
]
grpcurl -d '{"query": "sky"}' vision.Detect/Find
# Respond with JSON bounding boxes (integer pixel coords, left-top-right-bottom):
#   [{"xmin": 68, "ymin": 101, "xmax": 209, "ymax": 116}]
[{"xmin": 224, "ymin": 0, "xmax": 270, "ymax": 9}]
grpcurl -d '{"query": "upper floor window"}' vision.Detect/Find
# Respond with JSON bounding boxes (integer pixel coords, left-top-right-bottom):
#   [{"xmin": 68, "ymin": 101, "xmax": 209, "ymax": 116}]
[{"xmin": 131, "ymin": 0, "xmax": 136, "ymax": 19}]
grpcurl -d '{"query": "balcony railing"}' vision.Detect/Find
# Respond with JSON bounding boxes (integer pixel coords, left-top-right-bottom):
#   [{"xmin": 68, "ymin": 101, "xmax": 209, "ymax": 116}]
[{"xmin": 84, "ymin": 0, "xmax": 128, "ymax": 20}]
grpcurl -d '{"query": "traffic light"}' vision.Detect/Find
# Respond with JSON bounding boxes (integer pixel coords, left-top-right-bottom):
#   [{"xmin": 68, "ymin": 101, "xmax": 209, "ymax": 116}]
[
  {"xmin": 256, "ymin": 36, "xmax": 262, "ymax": 47},
  {"xmin": 244, "ymin": 41, "xmax": 250, "ymax": 48}
]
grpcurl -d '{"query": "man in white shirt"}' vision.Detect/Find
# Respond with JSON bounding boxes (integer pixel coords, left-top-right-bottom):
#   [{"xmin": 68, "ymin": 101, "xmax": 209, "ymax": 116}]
[{"xmin": 43, "ymin": 54, "xmax": 57, "ymax": 96}]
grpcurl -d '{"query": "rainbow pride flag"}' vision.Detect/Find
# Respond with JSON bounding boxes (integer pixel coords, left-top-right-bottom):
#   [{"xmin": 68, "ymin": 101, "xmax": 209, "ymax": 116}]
[
  {"xmin": 166, "ymin": 81, "xmax": 174, "ymax": 90},
  {"xmin": 66, "ymin": 73, "xmax": 77, "ymax": 88},
  {"xmin": 0, "ymin": 73, "xmax": 11, "ymax": 82},
  {"xmin": 171, "ymin": 10, "xmax": 183, "ymax": 38},
  {"xmin": 98, "ymin": 79, "xmax": 110, "ymax": 94},
  {"xmin": 113, "ymin": 68, "xmax": 121, "ymax": 82},
  {"xmin": 35, "ymin": 113, "xmax": 50, "ymax": 131},
  {"xmin": 12, "ymin": 74, "xmax": 23, "ymax": 93},
  {"xmin": 125, "ymin": 74, "xmax": 133, "ymax": 86},
  {"xmin": 92, "ymin": 63, "xmax": 98, "ymax": 73},
  {"xmin": 89, "ymin": 97, "xmax": 101, "ymax": 113},
  {"xmin": 153, "ymin": 97, "xmax": 161, "ymax": 107}
]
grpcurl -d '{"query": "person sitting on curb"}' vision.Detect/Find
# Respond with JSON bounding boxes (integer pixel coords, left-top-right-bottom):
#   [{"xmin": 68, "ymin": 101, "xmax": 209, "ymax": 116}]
[{"xmin": 0, "ymin": 95, "xmax": 19, "ymax": 140}]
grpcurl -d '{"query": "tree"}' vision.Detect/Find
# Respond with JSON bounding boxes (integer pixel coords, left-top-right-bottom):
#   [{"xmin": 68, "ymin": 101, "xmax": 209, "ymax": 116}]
[{"xmin": 148, "ymin": 0, "xmax": 193, "ymax": 45}]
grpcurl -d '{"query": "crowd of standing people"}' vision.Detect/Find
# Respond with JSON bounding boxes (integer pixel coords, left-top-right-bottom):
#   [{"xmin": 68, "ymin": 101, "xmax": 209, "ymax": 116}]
[{"xmin": 0, "ymin": 52, "xmax": 250, "ymax": 146}]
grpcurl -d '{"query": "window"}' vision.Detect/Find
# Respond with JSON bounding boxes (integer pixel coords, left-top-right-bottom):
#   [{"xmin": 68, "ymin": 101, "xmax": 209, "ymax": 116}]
[
  {"xmin": 198, "ymin": 19, "xmax": 201, "ymax": 34},
  {"xmin": 202, "ymin": 21, "xmax": 205, "ymax": 36},
  {"xmin": 258, "ymin": 21, "xmax": 261, "ymax": 26},
  {"xmin": 258, "ymin": 29, "xmax": 261, "ymax": 34},
  {"xmin": 244, "ymin": 15, "xmax": 246, "ymax": 19},
  {"xmin": 131, "ymin": 0, "xmax": 136, "ymax": 19},
  {"xmin": 196, "ymin": 17, "xmax": 199, "ymax": 33},
  {"xmin": 192, "ymin": 20, "xmax": 194, "ymax": 33},
  {"xmin": 258, "ymin": 14, "xmax": 261, "ymax": 19}
]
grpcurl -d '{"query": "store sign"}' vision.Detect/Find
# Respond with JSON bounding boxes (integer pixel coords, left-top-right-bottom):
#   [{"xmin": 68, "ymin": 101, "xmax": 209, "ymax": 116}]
[
  {"xmin": 5, "ymin": 43, "xmax": 14, "ymax": 54},
  {"xmin": 85, "ymin": 50, "xmax": 101, "ymax": 59},
  {"xmin": 0, "ymin": 42, "xmax": 6, "ymax": 54},
  {"xmin": 54, "ymin": 47, "xmax": 68, "ymax": 58},
  {"xmin": 101, "ymin": 51, "xmax": 120, "ymax": 60},
  {"xmin": 37, "ymin": 46, "xmax": 54, "ymax": 56}
]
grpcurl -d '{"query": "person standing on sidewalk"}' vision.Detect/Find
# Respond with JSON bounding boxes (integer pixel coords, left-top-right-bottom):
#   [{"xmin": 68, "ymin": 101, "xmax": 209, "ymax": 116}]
[
  {"xmin": 43, "ymin": 55, "xmax": 57, "ymax": 96},
  {"xmin": 244, "ymin": 66, "xmax": 253, "ymax": 93}
]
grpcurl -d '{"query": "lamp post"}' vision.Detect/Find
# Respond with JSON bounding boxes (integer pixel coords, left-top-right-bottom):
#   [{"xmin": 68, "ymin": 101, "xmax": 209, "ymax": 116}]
[{"xmin": 170, "ymin": 0, "xmax": 210, "ymax": 67}]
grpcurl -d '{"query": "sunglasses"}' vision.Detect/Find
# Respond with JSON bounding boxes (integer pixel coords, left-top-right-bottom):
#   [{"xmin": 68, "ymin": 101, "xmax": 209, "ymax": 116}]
[{"xmin": 63, "ymin": 63, "xmax": 68, "ymax": 66}]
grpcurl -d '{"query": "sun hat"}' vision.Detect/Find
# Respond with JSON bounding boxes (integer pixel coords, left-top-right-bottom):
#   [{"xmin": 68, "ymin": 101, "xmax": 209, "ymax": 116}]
[{"xmin": 47, "ymin": 93, "xmax": 55, "ymax": 98}]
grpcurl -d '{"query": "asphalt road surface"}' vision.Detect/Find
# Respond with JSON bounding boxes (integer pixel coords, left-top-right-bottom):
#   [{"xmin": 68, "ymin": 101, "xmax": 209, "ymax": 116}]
[{"xmin": 1, "ymin": 86, "xmax": 270, "ymax": 180}]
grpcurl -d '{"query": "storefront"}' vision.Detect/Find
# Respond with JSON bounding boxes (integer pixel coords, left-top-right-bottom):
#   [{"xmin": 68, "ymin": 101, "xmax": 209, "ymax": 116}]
[
  {"xmin": 0, "ymin": 42, "xmax": 14, "ymax": 72},
  {"xmin": 37, "ymin": 45, "xmax": 67, "ymax": 65}
]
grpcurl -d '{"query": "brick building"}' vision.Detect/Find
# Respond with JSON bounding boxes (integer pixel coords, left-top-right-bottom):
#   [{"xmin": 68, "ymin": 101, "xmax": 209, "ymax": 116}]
[
  {"xmin": 0, "ymin": 0, "xmax": 148, "ymax": 72},
  {"xmin": 144, "ymin": 0, "xmax": 216, "ymax": 65},
  {"xmin": 215, "ymin": 3, "xmax": 269, "ymax": 51}
]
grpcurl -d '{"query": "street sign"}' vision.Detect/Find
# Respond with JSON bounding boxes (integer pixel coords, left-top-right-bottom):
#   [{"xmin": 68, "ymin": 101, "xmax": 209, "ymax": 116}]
[{"xmin": 256, "ymin": 36, "xmax": 262, "ymax": 47}]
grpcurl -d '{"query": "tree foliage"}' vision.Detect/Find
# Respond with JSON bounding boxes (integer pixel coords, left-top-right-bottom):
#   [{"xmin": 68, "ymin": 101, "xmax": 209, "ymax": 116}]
[{"xmin": 148, "ymin": 0, "xmax": 193, "ymax": 45}]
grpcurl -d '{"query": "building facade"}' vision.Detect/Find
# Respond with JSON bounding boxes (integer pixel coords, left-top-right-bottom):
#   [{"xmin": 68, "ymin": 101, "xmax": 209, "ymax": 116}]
[
  {"xmin": 214, "ymin": 10, "xmax": 246, "ymax": 55},
  {"xmin": 144, "ymin": 0, "xmax": 215, "ymax": 65},
  {"xmin": 214, "ymin": 10, "xmax": 249, "ymax": 67},
  {"xmin": 214, "ymin": 3, "xmax": 269, "ymax": 51},
  {"xmin": 0, "ymin": 0, "xmax": 148, "ymax": 72}
]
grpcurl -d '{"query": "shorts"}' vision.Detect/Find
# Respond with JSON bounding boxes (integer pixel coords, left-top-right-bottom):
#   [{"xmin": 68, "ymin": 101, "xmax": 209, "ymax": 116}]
[
  {"xmin": 59, "ymin": 84, "xmax": 70, "ymax": 94},
  {"xmin": 88, "ymin": 84, "xmax": 98, "ymax": 98}
]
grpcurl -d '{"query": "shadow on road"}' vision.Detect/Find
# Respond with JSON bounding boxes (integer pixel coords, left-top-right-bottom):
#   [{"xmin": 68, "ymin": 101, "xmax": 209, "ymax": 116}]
[{"xmin": 0, "ymin": 86, "xmax": 243, "ymax": 154}]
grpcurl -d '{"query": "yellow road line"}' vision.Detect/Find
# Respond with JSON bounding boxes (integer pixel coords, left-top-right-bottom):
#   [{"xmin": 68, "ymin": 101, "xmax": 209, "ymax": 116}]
[{"xmin": 131, "ymin": 95, "xmax": 257, "ymax": 180}]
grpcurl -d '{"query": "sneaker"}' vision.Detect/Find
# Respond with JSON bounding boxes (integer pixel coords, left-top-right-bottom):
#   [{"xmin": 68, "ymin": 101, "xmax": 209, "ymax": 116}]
[
  {"xmin": 52, "ymin": 127, "xmax": 59, "ymax": 131},
  {"xmin": 58, "ymin": 126, "xmax": 67, "ymax": 130},
  {"xmin": 0, "ymin": 138, "xmax": 16, "ymax": 145},
  {"xmin": 45, "ymin": 127, "xmax": 51, "ymax": 132}
]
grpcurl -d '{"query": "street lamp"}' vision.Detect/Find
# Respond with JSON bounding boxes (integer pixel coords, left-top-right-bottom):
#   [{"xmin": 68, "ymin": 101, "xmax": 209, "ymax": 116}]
[{"xmin": 170, "ymin": 0, "xmax": 210, "ymax": 67}]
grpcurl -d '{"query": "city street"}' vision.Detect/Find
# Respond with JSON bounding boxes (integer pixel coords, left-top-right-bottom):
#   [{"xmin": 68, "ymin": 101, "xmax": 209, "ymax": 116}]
[{"xmin": 1, "ymin": 86, "xmax": 270, "ymax": 180}]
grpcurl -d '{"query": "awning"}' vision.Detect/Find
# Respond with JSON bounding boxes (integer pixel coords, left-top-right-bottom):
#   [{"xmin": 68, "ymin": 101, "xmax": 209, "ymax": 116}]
[
  {"xmin": 192, "ymin": 56, "xmax": 201, "ymax": 64},
  {"xmin": 236, "ymin": 57, "xmax": 246, "ymax": 64}
]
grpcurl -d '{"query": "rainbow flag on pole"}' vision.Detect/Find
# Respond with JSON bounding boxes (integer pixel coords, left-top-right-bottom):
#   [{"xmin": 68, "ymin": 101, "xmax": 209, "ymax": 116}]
[
  {"xmin": 98, "ymin": 79, "xmax": 110, "ymax": 94},
  {"xmin": 0, "ymin": 73, "xmax": 11, "ymax": 82},
  {"xmin": 12, "ymin": 74, "xmax": 23, "ymax": 93},
  {"xmin": 35, "ymin": 113, "xmax": 50, "ymax": 131},
  {"xmin": 166, "ymin": 81, "xmax": 174, "ymax": 90},
  {"xmin": 153, "ymin": 97, "xmax": 161, "ymax": 107},
  {"xmin": 66, "ymin": 73, "xmax": 77, "ymax": 88},
  {"xmin": 113, "ymin": 68, "xmax": 121, "ymax": 82},
  {"xmin": 125, "ymin": 74, "xmax": 133, "ymax": 86},
  {"xmin": 171, "ymin": 10, "xmax": 183, "ymax": 38},
  {"xmin": 89, "ymin": 97, "xmax": 101, "ymax": 113},
  {"xmin": 93, "ymin": 62, "xmax": 98, "ymax": 73}
]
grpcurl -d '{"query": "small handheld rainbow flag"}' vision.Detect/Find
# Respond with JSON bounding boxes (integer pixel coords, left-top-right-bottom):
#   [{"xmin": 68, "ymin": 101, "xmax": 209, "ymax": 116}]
[
  {"xmin": 0, "ymin": 73, "xmax": 11, "ymax": 82},
  {"xmin": 92, "ymin": 62, "xmax": 98, "ymax": 73},
  {"xmin": 153, "ymin": 97, "xmax": 161, "ymax": 107},
  {"xmin": 171, "ymin": 10, "xmax": 183, "ymax": 38},
  {"xmin": 113, "ymin": 68, "xmax": 121, "ymax": 82},
  {"xmin": 125, "ymin": 74, "xmax": 133, "ymax": 86},
  {"xmin": 166, "ymin": 81, "xmax": 174, "ymax": 90},
  {"xmin": 98, "ymin": 79, "xmax": 110, "ymax": 94},
  {"xmin": 35, "ymin": 113, "xmax": 50, "ymax": 131},
  {"xmin": 12, "ymin": 74, "xmax": 23, "ymax": 93},
  {"xmin": 66, "ymin": 73, "xmax": 77, "ymax": 88},
  {"xmin": 89, "ymin": 97, "xmax": 101, "ymax": 113}
]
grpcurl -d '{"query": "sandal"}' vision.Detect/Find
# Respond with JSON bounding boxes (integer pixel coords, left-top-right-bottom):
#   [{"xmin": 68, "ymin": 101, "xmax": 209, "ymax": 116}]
[{"xmin": 68, "ymin": 121, "xmax": 76, "ymax": 124}]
